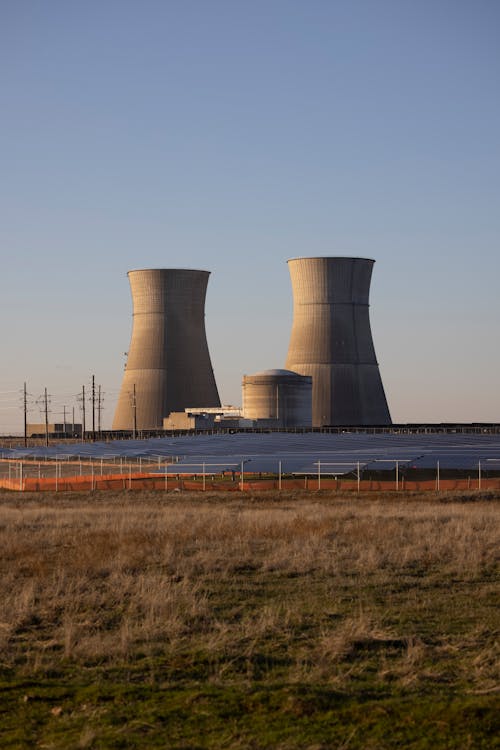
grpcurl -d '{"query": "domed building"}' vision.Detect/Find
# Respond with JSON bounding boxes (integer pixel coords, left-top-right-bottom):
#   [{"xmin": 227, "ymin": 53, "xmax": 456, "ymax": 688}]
[{"xmin": 242, "ymin": 369, "xmax": 312, "ymax": 428}]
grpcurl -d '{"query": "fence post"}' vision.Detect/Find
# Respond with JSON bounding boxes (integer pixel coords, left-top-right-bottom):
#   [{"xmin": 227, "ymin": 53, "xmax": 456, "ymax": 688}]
[
  {"xmin": 318, "ymin": 460, "xmax": 321, "ymax": 490},
  {"xmin": 278, "ymin": 460, "xmax": 282, "ymax": 491}
]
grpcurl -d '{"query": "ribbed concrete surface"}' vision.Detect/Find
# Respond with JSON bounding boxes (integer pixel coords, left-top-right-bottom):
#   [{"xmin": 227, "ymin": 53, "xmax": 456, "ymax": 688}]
[
  {"xmin": 242, "ymin": 370, "xmax": 312, "ymax": 427},
  {"xmin": 113, "ymin": 269, "xmax": 220, "ymax": 430},
  {"xmin": 285, "ymin": 257, "xmax": 391, "ymax": 426}
]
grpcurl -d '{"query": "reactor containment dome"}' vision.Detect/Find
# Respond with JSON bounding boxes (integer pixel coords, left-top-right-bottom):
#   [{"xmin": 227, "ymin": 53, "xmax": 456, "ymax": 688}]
[
  {"xmin": 285, "ymin": 257, "xmax": 391, "ymax": 427},
  {"xmin": 242, "ymin": 369, "xmax": 312, "ymax": 428},
  {"xmin": 113, "ymin": 268, "xmax": 220, "ymax": 431}
]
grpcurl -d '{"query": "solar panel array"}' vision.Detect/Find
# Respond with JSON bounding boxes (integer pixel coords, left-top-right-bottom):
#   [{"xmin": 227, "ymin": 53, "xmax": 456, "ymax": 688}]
[{"xmin": 2, "ymin": 432, "xmax": 500, "ymax": 475}]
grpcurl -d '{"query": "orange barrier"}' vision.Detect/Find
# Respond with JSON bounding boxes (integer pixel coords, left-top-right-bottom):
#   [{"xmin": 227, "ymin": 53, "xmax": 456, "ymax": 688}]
[{"xmin": 1, "ymin": 473, "xmax": 500, "ymax": 493}]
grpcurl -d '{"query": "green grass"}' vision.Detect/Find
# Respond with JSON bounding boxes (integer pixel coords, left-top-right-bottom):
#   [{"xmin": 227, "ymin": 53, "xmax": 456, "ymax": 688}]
[
  {"xmin": 0, "ymin": 489, "xmax": 498, "ymax": 748},
  {"xmin": 2, "ymin": 677, "xmax": 498, "ymax": 749}
]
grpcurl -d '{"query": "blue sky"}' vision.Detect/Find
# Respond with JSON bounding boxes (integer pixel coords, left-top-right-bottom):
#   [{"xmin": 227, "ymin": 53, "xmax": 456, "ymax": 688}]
[{"xmin": 1, "ymin": 0, "xmax": 499, "ymax": 432}]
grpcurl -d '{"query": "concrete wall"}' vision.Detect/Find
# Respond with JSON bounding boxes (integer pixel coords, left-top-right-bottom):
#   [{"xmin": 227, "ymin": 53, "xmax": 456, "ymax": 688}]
[
  {"xmin": 285, "ymin": 257, "xmax": 391, "ymax": 427},
  {"xmin": 113, "ymin": 269, "xmax": 220, "ymax": 430},
  {"xmin": 163, "ymin": 412, "xmax": 216, "ymax": 430},
  {"xmin": 242, "ymin": 369, "xmax": 312, "ymax": 428},
  {"xmin": 26, "ymin": 423, "xmax": 82, "ymax": 437}
]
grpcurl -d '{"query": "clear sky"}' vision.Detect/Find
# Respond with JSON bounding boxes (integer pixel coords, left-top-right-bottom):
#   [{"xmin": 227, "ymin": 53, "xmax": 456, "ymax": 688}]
[{"xmin": 1, "ymin": 0, "xmax": 499, "ymax": 432}]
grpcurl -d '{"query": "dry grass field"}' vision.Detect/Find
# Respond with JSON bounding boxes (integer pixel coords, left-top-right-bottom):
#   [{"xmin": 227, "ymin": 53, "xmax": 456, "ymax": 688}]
[{"xmin": 0, "ymin": 489, "xmax": 499, "ymax": 749}]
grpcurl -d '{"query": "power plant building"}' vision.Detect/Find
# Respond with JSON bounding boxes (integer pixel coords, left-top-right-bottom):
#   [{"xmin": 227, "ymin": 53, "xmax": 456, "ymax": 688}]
[
  {"xmin": 163, "ymin": 406, "xmax": 250, "ymax": 431},
  {"xmin": 26, "ymin": 423, "xmax": 83, "ymax": 438},
  {"xmin": 113, "ymin": 269, "xmax": 220, "ymax": 431},
  {"xmin": 242, "ymin": 369, "xmax": 312, "ymax": 428},
  {"xmin": 285, "ymin": 257, "xmax": 391, "ymax": 427}
]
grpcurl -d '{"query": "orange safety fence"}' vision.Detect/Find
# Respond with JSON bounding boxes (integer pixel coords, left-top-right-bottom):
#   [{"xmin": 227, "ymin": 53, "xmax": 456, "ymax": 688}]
[{"xmin": 1, "ymin": 473, "xmax": 500, "ymax": 493}]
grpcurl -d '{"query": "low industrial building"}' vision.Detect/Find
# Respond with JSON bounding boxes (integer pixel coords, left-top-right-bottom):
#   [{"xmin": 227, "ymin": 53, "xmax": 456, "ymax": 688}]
[
  {"xmin": 164, "ymin": 372, "xmax": 313, "ymax": 431},
  {"xmin": 26, "ymin": 423, "xmax": 83, "ymax": 438},
  {"xmin": 163, "ymin": 406, "xmax": 252, "ymax": 431},
  {"xmin": 163, "ymin": 412, "xmax": 215, "ymax": 431}
]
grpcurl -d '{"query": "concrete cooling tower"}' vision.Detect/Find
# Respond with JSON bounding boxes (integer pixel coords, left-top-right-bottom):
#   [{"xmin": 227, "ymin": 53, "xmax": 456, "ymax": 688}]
[
  {"xmin": 113, "ymin": 269, "xmax": 220, "ymax": 431},
  {"xmin": 285, "ymin": 257, "xmax": 391, "ymax": 427}
]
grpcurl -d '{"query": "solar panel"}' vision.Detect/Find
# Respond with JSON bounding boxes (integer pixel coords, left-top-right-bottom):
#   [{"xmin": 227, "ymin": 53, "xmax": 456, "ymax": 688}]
[{"xmin": 4, "ymin": 432, "xmax": 500, "ymax": 473}]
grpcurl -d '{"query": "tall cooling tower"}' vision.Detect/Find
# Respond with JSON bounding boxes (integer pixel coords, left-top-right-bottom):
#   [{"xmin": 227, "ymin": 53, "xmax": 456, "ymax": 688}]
[
  {"xmin": 113, "ymin": 269, "xmax": 220, "ymax": 431},
  {"xmin": 285, "ymin": 257, "xmax": 391, "ymax": 427}
]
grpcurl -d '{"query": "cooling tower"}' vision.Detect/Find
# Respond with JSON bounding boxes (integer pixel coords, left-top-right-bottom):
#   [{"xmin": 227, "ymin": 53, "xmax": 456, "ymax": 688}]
[
  {"xmin": 113, "ymin": 269, "xmax": 220, "ymax": 431},
  {"xmin": 285, "ymin": 257, "xmax": 391, "ymax": 427}
]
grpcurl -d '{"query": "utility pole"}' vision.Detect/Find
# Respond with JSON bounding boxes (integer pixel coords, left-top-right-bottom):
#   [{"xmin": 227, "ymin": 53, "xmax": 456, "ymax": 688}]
[
  {"xmin": 72, "ymin": 406, "xmax": 75, "ymax": 437},
  {"xmin": 92, "ymin": 374, "xmax": 96, "ymax": 441},
  {"xmin": 63, "ymin": 405, "xmax": 67, "ymax": 437},
  {"xmin": 23, "ymin": 382, "xmax": 27, "ymax": 447},
  {"xmin": 132, "ymin": 384, "xmax": 137, "ymax": 439},
  {"xmin": 44, "ymin": 387, "xmax": 49, "ymax": 447},
  {"xmin": 82, "ymin": 385, "xmax": 86, "ymax": 441},
  {"xmin": 97, "ymin": 384, "xmax": 102, "ymax": 439}
]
